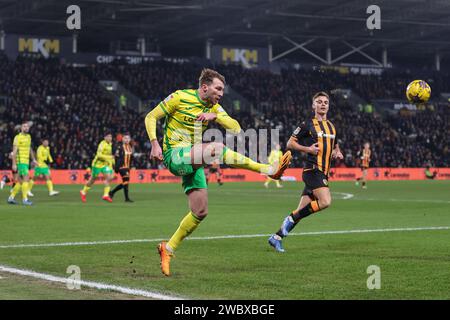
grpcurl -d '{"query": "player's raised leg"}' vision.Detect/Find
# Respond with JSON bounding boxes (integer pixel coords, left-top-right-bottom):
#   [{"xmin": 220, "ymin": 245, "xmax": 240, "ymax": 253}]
[
  {"xmin": 190, "ymin": 142, "xmax": 292, "ymax": 179},
  {"xmin": 146, "ymin": 69, "xmax": 292, "ymax": 276}
]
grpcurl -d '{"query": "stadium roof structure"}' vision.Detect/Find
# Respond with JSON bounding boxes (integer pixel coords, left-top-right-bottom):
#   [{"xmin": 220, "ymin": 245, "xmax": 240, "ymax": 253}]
[{"xmin": 1, "ymin": 0, "xmax": 450, "ymax": 67}]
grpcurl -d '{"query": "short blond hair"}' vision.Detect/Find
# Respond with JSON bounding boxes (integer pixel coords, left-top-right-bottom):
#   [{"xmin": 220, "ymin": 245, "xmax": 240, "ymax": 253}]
[
  {"xmin": 312, "ymin": 91, "xmax": 329, "ymax": 103},
  {"xmin": 199, "ymin": 68, "xmax": 226, "ymax": 87}
]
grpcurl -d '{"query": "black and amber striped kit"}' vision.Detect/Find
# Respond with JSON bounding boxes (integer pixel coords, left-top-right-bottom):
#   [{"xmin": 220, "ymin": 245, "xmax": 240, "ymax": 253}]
[
  {"xmin": 291, "ymin": 117, "xmax": 337, "ymax": 176},
  {"xmin": 362, "ymin": 149, "xmax": 371, "ymax": 168},
  {"xmin": 115, "ymin": 143, "xmax": 133, "ymax": 171}
]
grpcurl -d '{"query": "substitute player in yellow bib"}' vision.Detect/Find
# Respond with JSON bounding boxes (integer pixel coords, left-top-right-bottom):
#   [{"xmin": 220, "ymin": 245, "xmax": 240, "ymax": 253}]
[
  {"xmin": 145, "ymin": 68, "xmax": 292, "ymax": 276},
  {"xmin": 264, "ymin": 144, "xmax": 284, "ymax": 188},
  {"xmin": 28, "ymin": 138, "xmax": 60, "ymax": 197},
  {"xmin": 80, "ymin": 132, "xmax": 115, "ymax": 203},
  {"xmin": 8, "ymin": 121, "xmax": 38, "ymax": 206}
]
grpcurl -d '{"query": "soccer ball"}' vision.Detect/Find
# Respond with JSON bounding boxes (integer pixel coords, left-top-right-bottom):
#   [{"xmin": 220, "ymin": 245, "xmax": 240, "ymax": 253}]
[{"xmin": 406, "ymin": 80, "xmax": 431, "ymax": 103}]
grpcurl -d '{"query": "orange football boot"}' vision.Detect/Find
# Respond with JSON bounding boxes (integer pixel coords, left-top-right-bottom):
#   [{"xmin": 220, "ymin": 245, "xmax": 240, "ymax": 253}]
[
  {"xmin": 269, "ymin": 151, "xmax": 292, "ymax": 180},
  {"xmin": 157, "ymin": 241, "xmax": 173, "ymax": 277}
]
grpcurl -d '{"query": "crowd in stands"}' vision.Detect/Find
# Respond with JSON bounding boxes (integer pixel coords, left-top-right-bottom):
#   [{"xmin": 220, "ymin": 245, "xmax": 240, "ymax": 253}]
[
  {"xmin": 219, "ymin": 65, "xmax": 449, "ymax": 168},
  {"xmin": 0, "ymin": 54, "xmax": 448, "ymax": 171},
  {"xmin": 0, "ymin": 55, "xmax": 151, "ymax": 170}
]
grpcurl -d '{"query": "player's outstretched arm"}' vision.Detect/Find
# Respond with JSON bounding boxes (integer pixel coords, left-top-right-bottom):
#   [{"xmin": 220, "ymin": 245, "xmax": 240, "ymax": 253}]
[
  {"xmin": 145, "ymin": 93, "xmax": 179, "ymax": 161},
  {"xmin": 207, "ymin": 105, "xmax": 241, "ymax": 134},
  {"xmin": 216, "ymin": 114, "xmax": 241, "ymax": 134}
]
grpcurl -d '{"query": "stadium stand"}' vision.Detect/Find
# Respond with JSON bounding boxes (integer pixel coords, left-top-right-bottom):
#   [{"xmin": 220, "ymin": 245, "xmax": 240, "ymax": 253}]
[{"xmin": 0, "ymin": 53, "xmax": 448, "ymax": 169}]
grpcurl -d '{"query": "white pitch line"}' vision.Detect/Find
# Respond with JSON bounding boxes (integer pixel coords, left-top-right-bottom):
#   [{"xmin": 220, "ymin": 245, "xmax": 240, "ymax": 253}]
[
  {"xmin": 333, "ymin": 192, "xmax": 354, "ymax": 200},
  {"xmin": 0, "ymin": 226, "xmax": 449, "ymax": 249},
  {"xmin": 219, "ymin": 190, "xmax": 449, "ymax": 203},
  {"xmin": 0, "ymin": 238, "xmax": 166, "ymax": 249},
  {"xmin": 355, "ymin": 198, "xmax": 450, "ymax": 204},
  {"xmin": 0, "ymin": 265, "xmax": 183, "ymax": 300}
]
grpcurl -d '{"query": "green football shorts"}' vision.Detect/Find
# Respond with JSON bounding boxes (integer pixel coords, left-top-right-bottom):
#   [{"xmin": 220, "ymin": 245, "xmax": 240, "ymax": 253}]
[
  {"xmin": 92, "ymin": 165, "xmax": 113, "ymax": 178},
  {"xmin": 34, "ymin": 166, "xmax": 50, "ymax": 176},
  {"xmin": 163, "ymin": 146, "xmax": 207, "ymax": 193},
  {"xmin": 17, "ymin": 163, "xmax": 29, "ymax": 176}
]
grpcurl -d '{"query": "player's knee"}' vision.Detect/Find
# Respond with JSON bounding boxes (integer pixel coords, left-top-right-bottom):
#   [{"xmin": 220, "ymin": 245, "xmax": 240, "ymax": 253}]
[
  {"xmin": 193, "ymin": 207, "xmax": 208, "ymax": 219},
  {"xmin": 318, "ymin": 198, "xmax": 331, "ymax": 209}
]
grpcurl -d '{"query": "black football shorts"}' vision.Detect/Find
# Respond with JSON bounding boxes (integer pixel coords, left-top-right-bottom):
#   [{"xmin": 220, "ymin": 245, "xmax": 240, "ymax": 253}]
[{"xmin": 301, "ymin": 168, "xmax": 329, "ymax": 198}]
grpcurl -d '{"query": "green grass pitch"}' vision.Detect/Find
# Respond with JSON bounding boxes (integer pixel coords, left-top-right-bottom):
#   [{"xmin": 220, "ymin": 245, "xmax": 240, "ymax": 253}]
[{"xmin": 0, "ymin": 180, "xmax": 449, "ymax": 299}]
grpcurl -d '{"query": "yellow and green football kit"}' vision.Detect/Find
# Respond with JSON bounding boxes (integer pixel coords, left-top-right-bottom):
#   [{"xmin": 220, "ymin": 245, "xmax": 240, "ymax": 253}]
[
  {"xmin": 29, "ymin": 144, "xmax": 56, "ymax": 193},
  {"xmin": 146, "ymin": 89, "xmax": 275, "ymax": 260},
  {"xmin": 81, "ymin": 140, "xmax": 114, "ymax": 198},
  {"xmin": 34, "ymin": 145, "xmax": 53, "ymax": 176},
  {"xmin": 91, "ymin": 140, "xmax": 114, "ymax": 178},
  {"xmin": 145, "ymin": 89, "xmax": 270, "ymax": 194},
  {"xmin": 13, "ymin": 133, "xmax": 32, "ymax": 176},
  {"xmin": 12, "ymin": 133, "xmax": 32, "ymax": 200}
]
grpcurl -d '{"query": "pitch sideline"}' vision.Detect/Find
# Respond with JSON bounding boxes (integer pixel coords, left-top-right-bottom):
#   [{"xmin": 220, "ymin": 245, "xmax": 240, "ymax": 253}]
[
  {"xmin": 0, "ymin": 226, "xmax": 449, "ymax": 249},
  {"xmin": 0, "ymin": 265, "xmax": 184, "ymax": 300}
]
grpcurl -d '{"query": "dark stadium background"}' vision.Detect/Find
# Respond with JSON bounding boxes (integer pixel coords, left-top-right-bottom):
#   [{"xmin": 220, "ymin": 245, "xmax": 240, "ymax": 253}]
[
  {"xmin": 0, "ymin": 0, "xmax": 448, "ymax": 170},
  {"xmin": 1, "ymin": 0, "xmax": 450, "ymax": 306}
]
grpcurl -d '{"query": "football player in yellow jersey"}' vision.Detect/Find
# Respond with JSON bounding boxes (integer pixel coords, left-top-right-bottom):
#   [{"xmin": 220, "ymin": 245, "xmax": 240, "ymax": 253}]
[
  {"xmin": 145, "ymin": 68, "xmax": 292, "ymax": 276},
  {"xmin": 8, "ymin": 121, "xmax": 38, "ymax": 206},
  {"xmin": 80, "ymin": 132, "xmax": 115, "ymax": 203},
  {"xmin": 264, "ymin": 144, "xmax": 284, "ymax": 188},
  {"xmin": 28, "ymin": 139, "xmax": 60, "ymax": 197}
]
